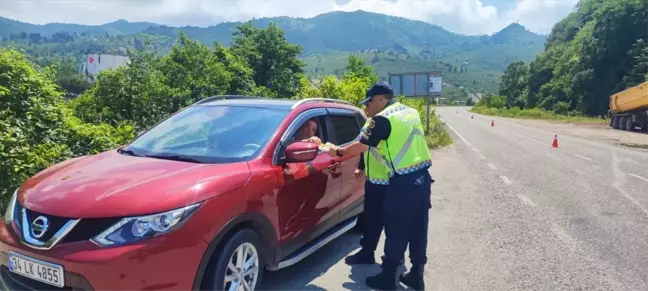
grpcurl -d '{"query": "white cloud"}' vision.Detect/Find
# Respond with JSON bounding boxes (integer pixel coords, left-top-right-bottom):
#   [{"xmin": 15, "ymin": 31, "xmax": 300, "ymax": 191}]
[{"xmin": 0, "ymin": 0, "xmax": 578, "ymax": 35}]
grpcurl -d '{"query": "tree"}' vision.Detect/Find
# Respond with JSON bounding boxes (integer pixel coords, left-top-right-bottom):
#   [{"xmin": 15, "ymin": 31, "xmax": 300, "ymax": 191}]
[
  {"xmin": 230, "ymin": 22, "xmax": 305, "ymax": 98},
  {"xmin": 500, "ymin": 0, "xmax": 647, "ymax": 116},
  {"xmin": 212, "ymin": 43, "xmax": 256, "ymax": 95},
  {"xmin": 159, "ymin": 32, "xmax": 230, "ymax": 108},
  {"xmin": 71, "ymin": 48, "xmax": 178, "ymax": 129},
  {"xmin": 498, "ymin": 61, "xmax": 529, "ymax": 108},
  {"xmin": 295, "ymin": 74, "xmax": 322, "ymax": 99},
  {"xmin": 51, "ymin": 59, "xmax": 91, "ymax": 96},
  {"xmin": 0, "ymin": 48, "xmax": 133, "ymax": 208},
  {"xmin": 622, "ymin": 39, "xmax": 648, "ymax": 86}
]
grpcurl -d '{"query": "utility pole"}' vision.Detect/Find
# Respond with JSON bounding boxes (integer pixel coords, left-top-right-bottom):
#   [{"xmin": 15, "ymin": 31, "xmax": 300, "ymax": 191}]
[{"xmin": 425, "ymin": 72, "xmax": 431, "ymax": 134}]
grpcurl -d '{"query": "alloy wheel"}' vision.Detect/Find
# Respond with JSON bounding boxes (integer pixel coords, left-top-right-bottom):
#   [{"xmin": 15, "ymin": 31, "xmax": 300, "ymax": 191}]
[{"xmin": 224, "ymin": 242, "xmax": 259, "ymax": 291}]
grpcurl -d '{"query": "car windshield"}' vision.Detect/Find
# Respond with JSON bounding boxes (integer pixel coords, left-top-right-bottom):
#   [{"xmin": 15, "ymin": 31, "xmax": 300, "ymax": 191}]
[{"xmin": 125, "ymin": 105, "xmax": 288, "ymax": 163}]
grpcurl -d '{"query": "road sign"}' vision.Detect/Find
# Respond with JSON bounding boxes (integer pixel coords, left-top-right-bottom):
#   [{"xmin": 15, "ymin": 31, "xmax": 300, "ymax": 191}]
[
  {"xmin": 428, "ymin": 75, "xmax": 442, "ymax": 95},
  {"xmin": 387, "ymin": 71, "xmax": 443, "ymax": 134},
  {"xmin": 388, "ymin": 71, "xmax": 442, "ymax": 98}
]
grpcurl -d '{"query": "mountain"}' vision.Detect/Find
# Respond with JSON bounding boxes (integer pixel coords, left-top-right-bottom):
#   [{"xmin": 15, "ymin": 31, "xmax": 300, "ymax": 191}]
[
  {"xmin": 0, "ymin": 11, "xmax": 547, "ymax": 95},
  {"xmin": 490, "ymin": 23, "xmax": 546, "ymax": 45},
  {"xmin": 0, "ymin": 17, "xmax": 159, "ymax": 38},
  {"xmin": 0, "ymin": 11, "xmax": 545, "ymax": 53}
]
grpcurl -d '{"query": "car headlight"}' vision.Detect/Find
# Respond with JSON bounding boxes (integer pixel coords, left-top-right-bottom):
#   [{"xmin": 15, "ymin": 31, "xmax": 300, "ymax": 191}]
[
  {"xmin": 4, "ymin": 189, "xmax": 18, "ymax": 225},
  {"xmin": 91, "ymin": 203, "xmax": 201, "ymax": 247}
]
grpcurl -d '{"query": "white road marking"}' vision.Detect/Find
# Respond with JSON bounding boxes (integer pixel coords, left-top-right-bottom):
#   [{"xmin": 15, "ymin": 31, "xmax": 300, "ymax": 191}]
[
  {"xmin": 471, "ymin": 147, "xmax": 479, "ymax": 152},
  {"xmin": 515, "ymin": 133, "xmax": 549, "ymax": 146},
  {"xmin": 479, "ymin": 154, "xmax": 486, "ymax": 160},
  {"xmin": 440, "ymin": 119, "xmax": 472, "ymax": 147},
  {"xmin": 629, "ymin": 173, "xmax": 648, "ymax": 182},
  {"xmin": 574, "ymin": 154, "xmax": 592, "ymax": 161},
  {"xmin": 499, "ymin": 175, "xmax": 512, "ymax": 185},
  {"xmin": 517, "ymin": 194, "xmax": 537, "ymax": 207},
  {"xmin": 488, "ymin": 163, "xmax": 497, "ymax": 170}
]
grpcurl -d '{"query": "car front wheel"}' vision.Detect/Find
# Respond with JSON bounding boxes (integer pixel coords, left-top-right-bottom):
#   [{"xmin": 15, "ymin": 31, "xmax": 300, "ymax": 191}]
[{"xmin": 208, "ymin": 229, "xmax": 265, "ymax": 291}]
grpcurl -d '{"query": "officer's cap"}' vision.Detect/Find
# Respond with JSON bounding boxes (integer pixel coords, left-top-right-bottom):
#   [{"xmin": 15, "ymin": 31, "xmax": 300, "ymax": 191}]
[{"xmin": 360, "ymin": 82, "xmax": 394, "ymax": 105}]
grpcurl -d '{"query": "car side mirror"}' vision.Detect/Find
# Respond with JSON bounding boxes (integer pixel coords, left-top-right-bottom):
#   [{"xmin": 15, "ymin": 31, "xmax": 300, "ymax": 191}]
[{"xmin": 285, "ymin": 142, "xmax": 318, "ymax": 163}]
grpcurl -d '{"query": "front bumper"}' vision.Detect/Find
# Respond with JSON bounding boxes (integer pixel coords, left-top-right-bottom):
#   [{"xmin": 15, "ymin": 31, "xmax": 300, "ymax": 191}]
[{"xmin": 0, "ymin": 221, "xmax": 209, "ymax": 290}]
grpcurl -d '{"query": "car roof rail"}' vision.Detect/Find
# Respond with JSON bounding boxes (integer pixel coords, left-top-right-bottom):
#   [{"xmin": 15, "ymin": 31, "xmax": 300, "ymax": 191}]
[
  {"xmin": 193, "ymin": 95, "xmax": 265, "ymax": 106},
  {"xmin": 291, "ymin": 98, "xmax": 353, "ymax": 109}
]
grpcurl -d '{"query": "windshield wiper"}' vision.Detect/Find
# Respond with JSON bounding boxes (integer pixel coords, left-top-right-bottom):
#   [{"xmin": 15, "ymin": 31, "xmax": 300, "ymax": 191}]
[
  {"xmin": 144, "ymin": 154, "xmax": 204, "ymax": 163},
  {"xmin": 118, "ymin": 148, "xmax": 141, "ymax": 157}
]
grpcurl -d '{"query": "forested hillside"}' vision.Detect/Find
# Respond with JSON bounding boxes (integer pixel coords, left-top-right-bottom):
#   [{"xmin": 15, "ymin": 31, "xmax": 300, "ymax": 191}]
[
  {"xmin": 0, "ymin": 10, "xmax": 546, "ymax": 98},
  {"xmin": 494, "ymin": 0, "xmax": 647, "ymax": 117}
]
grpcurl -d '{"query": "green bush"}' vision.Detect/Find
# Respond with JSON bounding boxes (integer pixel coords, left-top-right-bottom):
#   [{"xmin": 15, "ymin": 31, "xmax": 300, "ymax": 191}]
[
  {"xmin": 552, "ymin": 101, "xmax": 570, "ymax": 115},
  {"xmin": 0, "ymin": 48, "xmax": 134, "ymax": 209},
  {"xmin": 470, "ymin": 104, "xmax": 608, "ymax": 124}
]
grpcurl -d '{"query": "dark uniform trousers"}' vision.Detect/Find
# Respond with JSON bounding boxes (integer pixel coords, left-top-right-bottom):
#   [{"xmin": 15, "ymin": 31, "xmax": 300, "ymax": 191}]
[
  {"xmin": 382, "ymin": 169, "xmax": 433, "ymax": 268},
  {"xmin": 359, "ymin": 182, "xmax": 388, "ymax": 252}
]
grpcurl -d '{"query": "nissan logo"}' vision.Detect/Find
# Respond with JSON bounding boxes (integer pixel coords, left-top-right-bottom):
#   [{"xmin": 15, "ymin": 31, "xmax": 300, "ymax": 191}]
[{"xmin": 31, "ymin": 216, "xmax": 50, "ymax": 239}]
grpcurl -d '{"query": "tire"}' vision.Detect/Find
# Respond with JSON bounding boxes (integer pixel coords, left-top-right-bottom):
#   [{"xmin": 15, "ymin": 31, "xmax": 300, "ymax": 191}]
[
  {"xmin": 206, "ymin": 229, "xmax": 265, "ymax": 291},
  {"xmin": 625, "ymin": 117, "xmax": 634, "ymax": 132},
  {"xmin": 619, "ymin": 116, "xmax": 627, "ymax": 130},
  {"xmin": 612, "ymin": 116, "xmax": 619, "ymax": 129}
]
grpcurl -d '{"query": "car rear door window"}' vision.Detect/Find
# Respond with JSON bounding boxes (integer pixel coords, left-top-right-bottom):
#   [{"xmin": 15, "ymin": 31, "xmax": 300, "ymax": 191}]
[{"xmin": 329, "ymin": 115, "xmax": 362, "ymax": 145}]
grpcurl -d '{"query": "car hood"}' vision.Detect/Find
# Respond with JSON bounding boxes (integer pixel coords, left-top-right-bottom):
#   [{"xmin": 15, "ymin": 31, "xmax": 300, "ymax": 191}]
[{"xmin": 18, "ymin": 150, "xmax": 251, "ymax": 218}]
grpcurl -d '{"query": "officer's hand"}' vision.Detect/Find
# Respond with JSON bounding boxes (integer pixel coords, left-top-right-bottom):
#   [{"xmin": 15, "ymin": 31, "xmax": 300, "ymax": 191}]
[
  {"xmin": 354, "ymin": 169, "xmax": 364, "ymax": 178},
  {"xmin": 327, "ymin": 145, "xmax": 339, "ymax": 157}
]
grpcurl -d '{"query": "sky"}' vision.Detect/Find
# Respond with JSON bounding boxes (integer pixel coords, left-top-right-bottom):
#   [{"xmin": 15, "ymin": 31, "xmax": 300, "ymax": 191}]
[{"xmin": 0, "ymin": 0, "xmax": 580, "ymax": 35}]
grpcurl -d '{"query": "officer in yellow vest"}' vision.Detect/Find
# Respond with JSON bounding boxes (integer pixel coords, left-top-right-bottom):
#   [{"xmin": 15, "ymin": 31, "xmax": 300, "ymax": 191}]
[
  {"xmin": 328, "ymin": 82, "xmax": 433, "ymax": 291},
  {"xmin": 345, "ymin": 96, "xmax": 391, "ymax": 266}
]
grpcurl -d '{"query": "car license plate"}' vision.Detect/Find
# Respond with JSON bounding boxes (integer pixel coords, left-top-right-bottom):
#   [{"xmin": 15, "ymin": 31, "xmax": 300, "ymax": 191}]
[{"xmin": 8, "ymin": 251, "xmax": 65, "ymax": 288}]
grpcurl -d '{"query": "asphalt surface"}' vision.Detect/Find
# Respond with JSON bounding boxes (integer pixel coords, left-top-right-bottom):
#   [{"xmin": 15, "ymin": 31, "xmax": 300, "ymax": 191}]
[{"xmin": 260, "ymin": 106, "xmax": 648, "ymax": 291}]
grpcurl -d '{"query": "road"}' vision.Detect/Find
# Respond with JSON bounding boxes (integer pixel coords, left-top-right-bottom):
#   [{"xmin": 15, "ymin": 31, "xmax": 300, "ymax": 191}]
[{"xmin": 260, "ymin": 106, "xmax": 648, "ymax": 291}]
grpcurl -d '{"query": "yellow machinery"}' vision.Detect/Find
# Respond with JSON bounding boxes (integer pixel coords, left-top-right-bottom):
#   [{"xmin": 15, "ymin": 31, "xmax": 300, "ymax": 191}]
[{"xmin": 610, "ymin": 81, "xmax": 648, "ymax": 132}]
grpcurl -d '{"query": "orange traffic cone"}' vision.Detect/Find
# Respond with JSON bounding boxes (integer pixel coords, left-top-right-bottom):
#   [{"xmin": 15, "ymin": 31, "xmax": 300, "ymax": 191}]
[
  {"xmin": 491, "ymin": 120, "xmax": 494, "ymax": 127},
  {"xmin": 552, "ymin": 135, "xmax": 559, "ymax": 148}
]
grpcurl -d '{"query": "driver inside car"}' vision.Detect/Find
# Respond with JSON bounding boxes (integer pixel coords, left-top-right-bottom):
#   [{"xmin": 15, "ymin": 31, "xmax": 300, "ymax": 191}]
[
  {"xmin": 284, "ymin": 118, "xmax": 324, "ymax": 179},
  {"xmin": 291, "ymin": 118, "xmax": 321, "ymax": 145}
]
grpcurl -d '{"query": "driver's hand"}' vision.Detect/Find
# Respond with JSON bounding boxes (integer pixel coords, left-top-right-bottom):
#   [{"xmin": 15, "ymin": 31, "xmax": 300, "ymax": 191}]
[{"xmin": 304, "ymin": 136, "xmax": 322, "ymax": 145}]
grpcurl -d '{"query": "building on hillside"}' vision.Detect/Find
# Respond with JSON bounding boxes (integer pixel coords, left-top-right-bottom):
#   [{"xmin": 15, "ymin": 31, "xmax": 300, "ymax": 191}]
[{"xmin": 79, "ymin": 53, "xmax": 129, "ymax": 82}]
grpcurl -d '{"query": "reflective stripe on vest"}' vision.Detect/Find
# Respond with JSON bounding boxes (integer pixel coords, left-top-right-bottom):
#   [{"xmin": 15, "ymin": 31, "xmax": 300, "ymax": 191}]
[
  {"xmin": 360, "ymin": 119, "xmax": 392, "ymax": 185},
  {"xmin": 376, "ymin": 102, "xmax": 432, "ymax": 176},
  {"xmin": 367, "ymin": 147, "xmax": 393, "ymax": 184}
]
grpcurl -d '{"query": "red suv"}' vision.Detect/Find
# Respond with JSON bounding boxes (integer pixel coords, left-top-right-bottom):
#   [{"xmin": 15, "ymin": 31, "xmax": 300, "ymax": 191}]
[{"xmin": 0, "ymin": 96, "xmax": 367, "ymax": 290}]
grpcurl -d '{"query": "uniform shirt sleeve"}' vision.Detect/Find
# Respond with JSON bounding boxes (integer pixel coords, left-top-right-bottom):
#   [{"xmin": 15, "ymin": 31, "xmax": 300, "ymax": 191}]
[
  {"xmin": 359, "ymin": 116, "xmax": 391, "ymax": 147},
  {"xmin": 358, "ymin": 153, "xmax": 365, "ymax": 170}
]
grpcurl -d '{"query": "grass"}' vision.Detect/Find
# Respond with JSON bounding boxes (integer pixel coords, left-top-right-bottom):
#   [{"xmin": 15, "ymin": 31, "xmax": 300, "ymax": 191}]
[
  {"xmin": 399, "ymin": 98, "xmax": 454, "ymax": 149},
  {"xmin": 425, "ymin": 112, "xmax": 454, "ymax": 149},
  {"xmin": 470, "ymin": 106, "xmax": 609, "ymax": 124}
]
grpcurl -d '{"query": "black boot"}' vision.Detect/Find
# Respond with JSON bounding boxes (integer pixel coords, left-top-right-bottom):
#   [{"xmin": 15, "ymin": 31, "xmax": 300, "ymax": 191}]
[
  {"xmin": 399, "ymin": 264, "xmax": 425, "ymax": 290},
  {"xmin": 365, "ymin": 266, "xmax": 398, "ymax": 290},
  {"xmin": 345, "ymin": 249, "xmax": 375, "ymax": 265}
]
